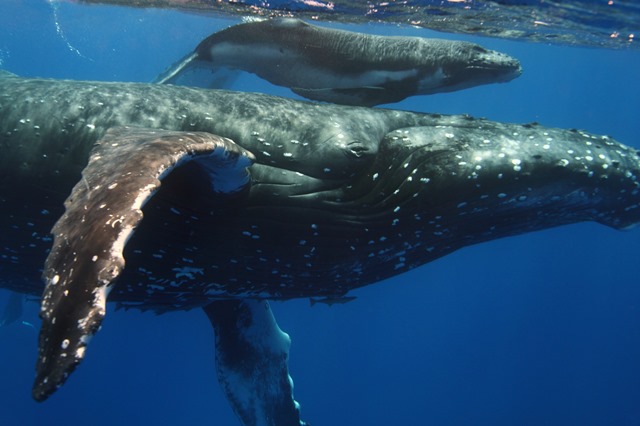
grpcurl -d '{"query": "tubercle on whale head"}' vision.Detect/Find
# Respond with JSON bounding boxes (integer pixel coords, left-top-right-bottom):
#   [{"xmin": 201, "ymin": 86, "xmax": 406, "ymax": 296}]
[{"xmin": 345, "ymin": 123, "xmax": 640, "ymax": 238}]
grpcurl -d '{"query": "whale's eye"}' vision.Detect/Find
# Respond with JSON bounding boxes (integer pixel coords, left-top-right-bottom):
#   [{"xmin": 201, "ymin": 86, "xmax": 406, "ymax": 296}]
[{"xmin": 346, "ymin": 142, "xmax": 369, "ymax": 160}]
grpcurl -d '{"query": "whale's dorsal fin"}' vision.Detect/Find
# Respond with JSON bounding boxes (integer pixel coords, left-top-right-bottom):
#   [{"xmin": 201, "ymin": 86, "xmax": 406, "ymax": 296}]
[{"xmin": 33, "ymin": 126, "xmax": 254, "ymax": 401}]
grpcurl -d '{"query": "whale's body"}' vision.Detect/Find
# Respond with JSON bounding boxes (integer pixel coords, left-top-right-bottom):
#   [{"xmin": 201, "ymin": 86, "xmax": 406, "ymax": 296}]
[
  {"xmin": 1, "ymin": 71, "xmax": 638, "ymax": 425},
  {"xmin": 156, "ymin": 18, "xmax": 522, "ymax": 106}
]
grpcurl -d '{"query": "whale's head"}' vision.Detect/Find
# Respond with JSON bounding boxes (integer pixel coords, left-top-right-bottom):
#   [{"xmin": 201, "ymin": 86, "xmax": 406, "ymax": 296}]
[
  {"xmin": 218, "ymin": 116, "xmax": 640, "ymax": 293},
  {"xmin": 422, "ymin": 41, "xmax": 522, "ymax": 94},
  {"xmin": 323, "ymin": 117, "xmax": 640, "ymax": 276}
]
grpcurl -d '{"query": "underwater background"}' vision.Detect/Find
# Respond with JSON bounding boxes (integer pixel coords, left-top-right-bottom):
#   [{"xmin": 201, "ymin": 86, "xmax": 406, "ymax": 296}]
[{"xmin": 1, "ymin": 0, "xmax": 640, "ymax": 424}]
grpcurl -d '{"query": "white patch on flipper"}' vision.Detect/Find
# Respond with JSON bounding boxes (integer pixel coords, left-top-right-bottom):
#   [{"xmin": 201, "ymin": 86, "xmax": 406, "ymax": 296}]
[
  {"xmin": 225, "ymin": 302, "xmax": 292, "ymax": 422},
  {"xmin": 242, "ymin": 300, "xmax": 291, "ymax": 354}
]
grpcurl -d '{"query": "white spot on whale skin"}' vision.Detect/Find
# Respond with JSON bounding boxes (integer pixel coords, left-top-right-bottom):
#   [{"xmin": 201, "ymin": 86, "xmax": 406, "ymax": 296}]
[
  {"xmin": 75, "ymin": 347, "xmax": 86, "ymax": 359},
  {"xmin": 61, "ymin": 339, "xmax": 70, "ymax": 350}
]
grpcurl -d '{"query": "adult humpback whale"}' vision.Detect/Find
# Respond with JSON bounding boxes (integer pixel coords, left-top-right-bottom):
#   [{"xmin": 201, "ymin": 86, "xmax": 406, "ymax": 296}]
[
  {"xmin": 1, "ymin": 70, "xmax": 639, "ymax": 425},
  {"xmin": 155, "ymin": 18, "xmax": 522, "ymax": 106}
]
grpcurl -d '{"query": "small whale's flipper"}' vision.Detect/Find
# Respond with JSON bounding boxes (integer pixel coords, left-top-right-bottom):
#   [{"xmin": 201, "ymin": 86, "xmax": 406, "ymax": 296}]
[
  {"xmin": 154, "ymin": 52, "xmax": 199, "ymax": 84},
  {"xmin": 33, "ymin": 127, "xmax": 255, "ymax": 402},
  {"xmin": 203, "ymin": 300, "xmax": 308, "ymax": 426},
  {"xmin": 155, "ymin": 52, "xmax": 240, "ymax": 89},
  {"xmin": 0, "ymin": 291, "xmax": 24, "ymax": 327}
]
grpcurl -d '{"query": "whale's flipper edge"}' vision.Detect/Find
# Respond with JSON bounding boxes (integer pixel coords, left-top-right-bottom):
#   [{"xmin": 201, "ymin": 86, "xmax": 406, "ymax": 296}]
[
  {"xmin": 204, "ymin": 300, "xmax": 309, "ymax": 426},
  {"xmin": 155, "ymin": 53, "xmax": 240, "ymax": 89}
]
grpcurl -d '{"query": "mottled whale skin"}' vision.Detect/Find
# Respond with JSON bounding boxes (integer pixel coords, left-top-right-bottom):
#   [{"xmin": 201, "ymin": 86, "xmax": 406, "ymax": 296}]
[
  {"xmin": 156, "ymin": 18, "xmax": 522, "ymax": 106},
  {"xmin": 1, "ymin": 71, "xmax": 640, "ymax": 424}
]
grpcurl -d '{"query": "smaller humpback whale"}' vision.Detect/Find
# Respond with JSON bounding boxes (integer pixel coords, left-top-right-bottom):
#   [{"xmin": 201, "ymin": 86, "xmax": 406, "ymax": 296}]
[{"xmin": 155, "ymin": 18, "xmax": 522, "ymax": 106}]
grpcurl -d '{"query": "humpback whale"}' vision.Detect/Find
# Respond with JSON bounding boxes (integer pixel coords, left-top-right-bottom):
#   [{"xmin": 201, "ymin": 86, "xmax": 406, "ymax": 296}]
[
  {"xmin": 1, "ymin": 70, "xmax": 639, "ymax": 425},
  {"xmin": 155, "ymin": 18, "xmax": 522, "ymax": 106}
]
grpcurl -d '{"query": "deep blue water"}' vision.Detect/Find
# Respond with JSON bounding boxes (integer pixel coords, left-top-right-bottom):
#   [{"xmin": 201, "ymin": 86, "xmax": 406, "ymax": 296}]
[{"xmin": 1, "ymin": 1, "xmax": 640, "ymax": 425}]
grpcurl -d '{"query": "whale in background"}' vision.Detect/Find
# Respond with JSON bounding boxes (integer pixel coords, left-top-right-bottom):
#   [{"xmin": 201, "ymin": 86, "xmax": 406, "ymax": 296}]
[{"xmin": 155, "ymin": 18, "xmax": 522, "ymax": 106}]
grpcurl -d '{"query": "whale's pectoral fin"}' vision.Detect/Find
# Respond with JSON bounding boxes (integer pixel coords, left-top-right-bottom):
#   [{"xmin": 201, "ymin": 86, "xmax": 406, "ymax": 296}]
[
  {"xmin": 33, "ymin": 126, "xmax": 254, "ymax": 402},
  {"xmin": 155, "ymin": 52, "xmax": 240, "ymax": 89},
  {"xmin": 203, "ymin": 300, "xmax": 308, "ymax": 426}
]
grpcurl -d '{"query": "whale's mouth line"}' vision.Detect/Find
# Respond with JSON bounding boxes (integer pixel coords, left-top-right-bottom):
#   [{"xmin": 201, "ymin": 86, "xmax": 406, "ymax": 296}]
[{"xmin": 465, "ymin": 64, "xmax": 522, "ymax": 75}]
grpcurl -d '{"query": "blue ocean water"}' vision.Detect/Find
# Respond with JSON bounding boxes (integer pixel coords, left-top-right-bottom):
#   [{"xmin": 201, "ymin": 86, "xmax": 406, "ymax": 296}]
[{"xmin": 1, "ymin": 1, "xmax": 640, "ymax": 425}]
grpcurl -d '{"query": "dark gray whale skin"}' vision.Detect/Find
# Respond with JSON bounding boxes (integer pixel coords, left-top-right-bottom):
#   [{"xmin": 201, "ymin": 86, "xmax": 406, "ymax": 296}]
[
  {"xmin": 2, "ymin": 71, "xmax": 640, "ymax": 421},
  {"xmin": 156, "ymin": 18, "xmax": 522, "ymax": 106}
]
